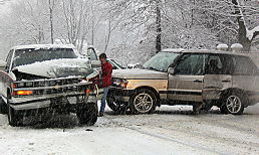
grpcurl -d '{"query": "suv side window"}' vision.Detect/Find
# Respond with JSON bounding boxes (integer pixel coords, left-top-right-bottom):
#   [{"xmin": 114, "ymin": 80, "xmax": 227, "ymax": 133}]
[
  {"xmin": 206, "ymin": 54, "xmax": 235, "ymax": 75},
  {"xmin": 5, "ymin": 50, "xmax": 14, "ymax": 72},
  {"xmin": 175, "ymin": 54, "xmax": 205, "ymax": 75},
  {"xmin": 233, "ymin": 56, "xmax": 257, "ymax": 75}
]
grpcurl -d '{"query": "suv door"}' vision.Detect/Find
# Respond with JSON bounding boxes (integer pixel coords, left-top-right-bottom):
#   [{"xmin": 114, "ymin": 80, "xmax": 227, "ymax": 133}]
[
  {"xmin": 203, "ymin": 54, "xmax": 234, "ymax": 101},
  {"xmin": 168, "ymin": 53, "xmax": 206, "ymax": 102}
]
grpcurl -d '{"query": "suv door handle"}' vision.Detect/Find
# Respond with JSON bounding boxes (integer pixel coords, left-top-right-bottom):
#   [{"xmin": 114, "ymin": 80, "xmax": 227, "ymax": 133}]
[
  {"xmin": 193, "ymin": 79, "xmax": 203, "ymax": 83},
  {"xmin": 222, "ymin": 80, "xmax": 231, "ymax": 83}
]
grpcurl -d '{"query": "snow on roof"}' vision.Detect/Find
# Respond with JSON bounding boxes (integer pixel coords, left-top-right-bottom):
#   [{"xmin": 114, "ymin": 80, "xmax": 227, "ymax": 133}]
[
  {"xmin": 12, "ymin": 44, "xmax": 76, "ymax": 50},
  {"xmin": 231, "ymin": 43, "xmax": 243, "ymax": 51},
  {"xmin": 216, "ymin": 44, "xmax": 229, "ymax": 50},
  {"xmin": 162, "ymin": 48, "xmax": 185, "ymax": 52}
]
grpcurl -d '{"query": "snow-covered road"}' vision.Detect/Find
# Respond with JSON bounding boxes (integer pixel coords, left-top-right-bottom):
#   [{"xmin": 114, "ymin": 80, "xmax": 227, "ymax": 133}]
[{"xmin": 0, "ymin": 104, "xmax": 259, "ymax": 155}]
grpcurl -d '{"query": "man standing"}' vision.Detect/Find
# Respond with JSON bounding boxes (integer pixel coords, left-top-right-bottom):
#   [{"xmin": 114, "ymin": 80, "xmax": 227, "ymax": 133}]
[{"xmin": 99, "ymin": 53, "xmax": 113, "ymax": 117}]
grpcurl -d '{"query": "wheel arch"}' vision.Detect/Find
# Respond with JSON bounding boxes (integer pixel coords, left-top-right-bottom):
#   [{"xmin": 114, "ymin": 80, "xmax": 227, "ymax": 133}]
[{"xmin": 134, "ymin": 86, "xmax": 161, "ymax": 102}]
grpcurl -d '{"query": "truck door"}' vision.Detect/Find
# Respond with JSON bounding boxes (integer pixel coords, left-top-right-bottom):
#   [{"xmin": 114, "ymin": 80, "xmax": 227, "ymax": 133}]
[
  {"xmin": 203, "ymin": 54, "xmax": 234, "ymax": 101},
  {"xmin": 168, "ymin": 53, "xmax": 206, "ymax": 102}
]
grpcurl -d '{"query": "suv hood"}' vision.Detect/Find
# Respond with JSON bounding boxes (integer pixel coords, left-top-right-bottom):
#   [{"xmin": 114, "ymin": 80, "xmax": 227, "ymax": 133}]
[
  {"xmin": 113, "ymin": 69, "xmax": 168, "ymax": 80},
  {"xmin": 13, "ymin": 59, "xmax": 93, "ymax": 79}
]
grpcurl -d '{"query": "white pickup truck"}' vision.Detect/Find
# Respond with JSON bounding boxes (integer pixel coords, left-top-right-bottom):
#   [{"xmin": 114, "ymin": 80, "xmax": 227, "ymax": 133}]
[{"xmin": 0, "ymin": 44, "xmax": 99, "ymax": 126}]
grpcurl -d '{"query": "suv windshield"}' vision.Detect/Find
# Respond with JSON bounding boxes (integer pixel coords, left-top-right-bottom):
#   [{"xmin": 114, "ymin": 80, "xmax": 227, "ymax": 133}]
[
  {"xmin": 13, "ymin": 48, "xmax": 78, "ymax": 68},
  {"xmin": 143, "ymin": 52, "xmax": 180, "ymax": 72}
]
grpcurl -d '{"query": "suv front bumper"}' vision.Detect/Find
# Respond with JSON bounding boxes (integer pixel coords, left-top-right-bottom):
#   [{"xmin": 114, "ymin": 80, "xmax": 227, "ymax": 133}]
[{"xmin": 107, "ymin": 87, "xmax": 134, "ymax": 103}]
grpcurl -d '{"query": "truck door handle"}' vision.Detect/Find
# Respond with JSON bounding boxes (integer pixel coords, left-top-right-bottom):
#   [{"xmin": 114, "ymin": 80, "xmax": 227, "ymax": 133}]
[
  {"xmin": 193, "ymin": 79, "xmax": 203, "ymax": 83},
  {"xmin": 222, "ymin": 80, "xmax": 231, "ymax": 83}
]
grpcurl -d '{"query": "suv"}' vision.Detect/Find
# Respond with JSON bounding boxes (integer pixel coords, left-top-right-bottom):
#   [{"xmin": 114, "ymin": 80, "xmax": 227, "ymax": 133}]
[
  {"xmin": 107, "ymin": 49, "xmax": 259, "ymax": 115},
  {"xmin": 0, "ymin": 44, "xmax": 99, "ymax": 126}
]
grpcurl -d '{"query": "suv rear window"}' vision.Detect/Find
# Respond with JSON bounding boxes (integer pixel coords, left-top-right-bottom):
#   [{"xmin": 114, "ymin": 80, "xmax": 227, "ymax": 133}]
[{"xmin": 233, "ymin": 56, "xmax": 258, "ymax": 76}]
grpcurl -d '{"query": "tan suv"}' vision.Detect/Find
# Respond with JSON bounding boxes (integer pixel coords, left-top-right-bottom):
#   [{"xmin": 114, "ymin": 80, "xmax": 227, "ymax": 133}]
[{"xmin": 107, "ymin": 49, "xmax": 259, "ymax": 115}]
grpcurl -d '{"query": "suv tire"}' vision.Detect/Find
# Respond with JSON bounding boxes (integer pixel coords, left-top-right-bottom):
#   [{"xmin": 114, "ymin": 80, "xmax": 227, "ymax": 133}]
[
  {"xmin": 220, "ymin": 91, "xmax": 246, "ymax": 115},
  {"xmin": 107, "ymin": 93, "xmax": 128, "ymax": 114},
  {"xmin": 130, "ymin": 89, "xmax": 157, "ymax": 114},
  {"xmin": 76, "ymin": 102, "xmax": 98, "ymax": 126}
]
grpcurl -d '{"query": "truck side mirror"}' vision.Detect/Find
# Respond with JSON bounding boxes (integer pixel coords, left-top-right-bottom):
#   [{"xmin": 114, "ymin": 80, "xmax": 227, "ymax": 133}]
[
  {"xmin": 0, "ymin": 60, "xmax": 6, "ymax": 71},
  {"xmin": 168, "ymin": 67, "xmax": 175, "ymax": 75}
]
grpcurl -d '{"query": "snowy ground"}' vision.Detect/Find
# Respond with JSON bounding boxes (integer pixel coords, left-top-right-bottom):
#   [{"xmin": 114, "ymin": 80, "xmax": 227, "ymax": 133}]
[{"xmin": 0, "ymin": 104, "xmax": 259, "ymax": 155}]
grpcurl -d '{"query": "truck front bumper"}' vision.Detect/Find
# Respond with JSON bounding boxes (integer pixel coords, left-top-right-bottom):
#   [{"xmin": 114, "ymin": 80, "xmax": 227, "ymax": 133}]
[{"xmin": 9, "ymin": 93, "xmax": 97, "ymax": 111}]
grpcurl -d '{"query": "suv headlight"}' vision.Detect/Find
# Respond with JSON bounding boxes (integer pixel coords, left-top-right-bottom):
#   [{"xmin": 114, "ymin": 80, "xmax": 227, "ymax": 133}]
[{"xmin": 113, "ymin": 78, "xmax": 128, "ymax": 88}]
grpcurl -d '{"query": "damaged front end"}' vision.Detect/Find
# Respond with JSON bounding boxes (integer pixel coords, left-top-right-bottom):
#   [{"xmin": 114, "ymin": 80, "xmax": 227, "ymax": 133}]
[{"xmin": 9, "ymin": 70, "xmax": 99, "ymax": 111}]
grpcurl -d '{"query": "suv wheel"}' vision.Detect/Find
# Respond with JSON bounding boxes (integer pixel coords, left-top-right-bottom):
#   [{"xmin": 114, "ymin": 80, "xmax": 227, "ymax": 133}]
[
  {"xmin": 130, "ymin": 89, "xmax": 157, "ymax": 114},
  {"xmin": 107, "ymin": 94, "xmax": 128, "ymax": 114},
  {"xmin": 76, "ymin": 102, "xmax": 98, "ymax": 126},
  {"xmin": 221, "ymin": 91, "xmax": 245, "ymax": 115}
]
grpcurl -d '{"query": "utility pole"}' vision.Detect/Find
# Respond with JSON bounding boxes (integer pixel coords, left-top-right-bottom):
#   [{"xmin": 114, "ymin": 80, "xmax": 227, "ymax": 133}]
[{"xmin": 49, "ymin": 0, "xmax": 54, "ymax": 44}]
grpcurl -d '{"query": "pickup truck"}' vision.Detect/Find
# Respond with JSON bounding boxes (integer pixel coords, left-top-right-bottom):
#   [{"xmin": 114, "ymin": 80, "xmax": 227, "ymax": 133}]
[{"xmin": 0, "ymin": 44, "xmax": 99, "ymax": 126}]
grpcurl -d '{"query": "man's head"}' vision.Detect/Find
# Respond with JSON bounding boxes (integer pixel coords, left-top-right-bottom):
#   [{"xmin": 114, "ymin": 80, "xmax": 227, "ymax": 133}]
[{"xmin": 99, "ymin": 53, "xmax": 107, "ymax": 64}]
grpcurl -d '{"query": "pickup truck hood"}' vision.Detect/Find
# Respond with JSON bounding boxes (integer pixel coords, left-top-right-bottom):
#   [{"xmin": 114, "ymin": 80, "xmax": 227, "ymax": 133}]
[
  {"xmin": 13, "ymin": 59, "xmax": 93, "ymax": 79},
  {"xmin": 113, "ymin": 69, "xmax": 168, "ymax": 80}
]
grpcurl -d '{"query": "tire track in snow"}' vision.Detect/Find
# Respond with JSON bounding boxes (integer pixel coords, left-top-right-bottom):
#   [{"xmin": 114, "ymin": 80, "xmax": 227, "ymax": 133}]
[{"xmin": 103, "ymin": 115, "xmax": 226, "ymax": 155}]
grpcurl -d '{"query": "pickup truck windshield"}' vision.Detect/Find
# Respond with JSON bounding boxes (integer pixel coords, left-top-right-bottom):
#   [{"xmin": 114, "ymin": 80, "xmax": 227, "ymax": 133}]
[
  {"xmin": 143, "ymin": 52, "xmax": 180, "ymax": 72},
  {"xmin": 12, "ymin": 48, "xmax": 78, "ymax": 68}
]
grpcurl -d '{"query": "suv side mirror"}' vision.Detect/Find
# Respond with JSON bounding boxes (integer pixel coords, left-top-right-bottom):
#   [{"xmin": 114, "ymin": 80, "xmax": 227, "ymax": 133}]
[
  {"xmin": 0, "ymin": 60, "xmax": 6, "ymax": 71},
  {"xmin": 168, "ymin": 67, "xmax": 175, "ymax": 75}
]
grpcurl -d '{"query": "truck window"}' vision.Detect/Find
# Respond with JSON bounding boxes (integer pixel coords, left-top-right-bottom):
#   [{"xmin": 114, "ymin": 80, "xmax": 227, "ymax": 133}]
[
  {"xmin": 87, "ymin": 48, "xmax": 98, "ymax": 60},
  {"xmin": 233, "ymin": 56, "xmax": 257, "ymax": 76},
  {"xmin": 175, "ymin": 54, "xmax": 205, "ymax": 75},
  {"xmin": 12, "ymin": 48, "xmax": 78, "ymax": 68},
  {"xmin": 5, "ymin": 50, "xmax": 14, "ymax": 72}
]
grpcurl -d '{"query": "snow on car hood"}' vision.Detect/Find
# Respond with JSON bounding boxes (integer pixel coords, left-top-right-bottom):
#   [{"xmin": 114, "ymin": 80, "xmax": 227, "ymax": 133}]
[
  {"xmin": 113, "ymin": 69, "xmax": 168, "ymax": 79},
  {"xmin": 13, "ymin": 59, "xmax": 93, "ymax": 78}
]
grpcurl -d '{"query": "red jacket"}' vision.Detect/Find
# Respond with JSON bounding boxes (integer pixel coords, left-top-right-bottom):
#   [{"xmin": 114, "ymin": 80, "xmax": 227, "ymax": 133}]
[{"xmin": 100, "ymin": 61, "xmax": 113, "ymax": 88}]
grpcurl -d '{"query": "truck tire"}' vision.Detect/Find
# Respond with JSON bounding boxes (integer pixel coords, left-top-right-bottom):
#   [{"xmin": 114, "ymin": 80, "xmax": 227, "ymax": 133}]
[
  {"xmin": 129, "ymin": 89, "xmax": 157, "ymax": 114},
  {"xmin": 76, "ymin": 102, "xmax": 98, "ymax": 126},
  {"xmin": 7, "ymin": 104, "xmax": 24, "ymax": 127},
  {"xmin": 0, "ymin": 97, "xmax": 7, "ymax": 114},
  {"xmin": 220, "ymin": 91, "xmax": 245, "ymax": 115}
]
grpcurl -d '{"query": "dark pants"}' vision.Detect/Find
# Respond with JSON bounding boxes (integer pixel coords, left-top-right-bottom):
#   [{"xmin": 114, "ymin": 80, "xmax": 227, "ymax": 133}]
[{"xmin": 100, "ymin": 87, "xmax": 109, "ymax": 113}]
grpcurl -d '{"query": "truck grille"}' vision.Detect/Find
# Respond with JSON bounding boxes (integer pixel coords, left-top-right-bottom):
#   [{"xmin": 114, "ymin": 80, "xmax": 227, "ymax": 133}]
[{"xmin": 12, "ymin": 76, "xmax": 92, "ymax": 97}]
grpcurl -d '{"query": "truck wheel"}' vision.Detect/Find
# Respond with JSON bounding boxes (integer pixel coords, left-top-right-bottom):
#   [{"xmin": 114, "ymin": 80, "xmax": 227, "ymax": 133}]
[
  {"xmin": 0, "ymin": 97, "xmax": 7, "ymax": 114},
  {"xmin": 7, "ymin": 104, "xmax": 24, "ymax": 127},
  {"xmin": 220, "ymin": 91, "xmax": 245, "ymax": 115},
  {"xmin": 76, "ymin": 102, "xmax": 98, "ymax": 126},
  {"xmin": 130, "ymin": 89, "xmax": 157, "ymax": 114}
]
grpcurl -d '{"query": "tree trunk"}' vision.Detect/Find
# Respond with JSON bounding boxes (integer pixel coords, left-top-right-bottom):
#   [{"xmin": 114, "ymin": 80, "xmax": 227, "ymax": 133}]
[
  {"xmin": 155, "ymin": 0, "xmax": 162, "ymax": 53},
  {"xmin": 232, "ymin": 0, "xmax": 251, "ymax": 51},
  {"xmin": 49, "ymin": 0, "xmax": 54, "ymax": 44}
]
